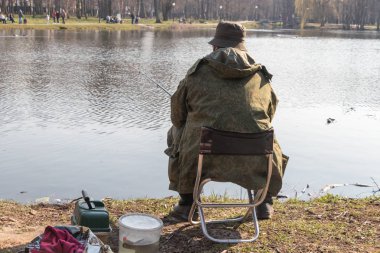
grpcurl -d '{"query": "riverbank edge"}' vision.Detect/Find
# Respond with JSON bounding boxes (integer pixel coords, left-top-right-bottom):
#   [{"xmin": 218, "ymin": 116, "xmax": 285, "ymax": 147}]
[
  {"xmin": 0, "ymin": 194, "xmax": 379, "ymax": 253},
  {"xmin": 0, "ymin": 22, "xmax": 219, "ymax": 31},
  {"xmin": 1, "ymin": 18, "xmax": 378, "ymax": 31}
]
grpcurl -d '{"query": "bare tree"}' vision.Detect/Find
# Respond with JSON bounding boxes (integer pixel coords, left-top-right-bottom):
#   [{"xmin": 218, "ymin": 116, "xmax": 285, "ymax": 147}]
[
  {"xmin": 314, "ymin": 0, "xmax": 330, "ymax": 27},
  {"xmin": 1, "ymin": 0, "xmax": 6, "ymax": 13},
  {"xmin": 353, "ymin": 0, "xmax": 369, "ymax": 30},
  {"xmin": 295, "ymin": 0, "xmax": 313, "ymax": 29},
  {"xmin": 161, "ymin": 0, "xmax": 172, "ymax": 21},
  {"xmin": 282, "ymin": 0, "xmax": 295, "ymax": 28},
  {"xmin": 76, "ymin": 0, "xmax": 81, "ymax": 18},
  {"xmin": 154, "ymin": 0, "xmax": 161, "ymax": 22},
  {"xmin": 0, "ymin": 0, "xmax": 377, "ymax": 30},
  {"xmin": 376, "ymin": 0, "xmax": 380, "ymax": 31},
  {"xmin": 138, "ymin": 0, "xmax": 146, "ymax": 17}
]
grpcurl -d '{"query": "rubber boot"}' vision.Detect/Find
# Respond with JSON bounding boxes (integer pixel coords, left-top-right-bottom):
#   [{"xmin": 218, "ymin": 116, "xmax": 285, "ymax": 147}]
[
  {"xmin": 256, "ymin": 194, "xmax": 274, "ymax": 220},
  {"xmin": 168, "ymin": 194, "xmax": 198, "ymax": 221}
]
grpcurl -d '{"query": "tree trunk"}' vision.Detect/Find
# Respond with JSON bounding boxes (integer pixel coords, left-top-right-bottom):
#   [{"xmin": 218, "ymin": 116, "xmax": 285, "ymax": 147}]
[
  {"xmin": 272, "ymin": 0, "xmax": 276, "ymax": 21},
  {"xmin": 377, "ymin": 0, "xmax": 380, "ymax": 31},
  {"xmin": 108, "ymin": 0, "xmax": 112, "ymax": 16},
  {"xmin": 184, "ymin": 0, "xmax": 188, "ymax": 19},
  {"xmin": 81, "ymin": 0, "xmax": 83, "ymax": 17},
  {"xmin": 54, "ymin": 0, "xmax": 60, "ymax": 11},
  {"xmin": 76, "ymin": 0, "xmax": 81, "ymax": 18},
  {"xmin": 139, "ymin": 0, "xmax": 146, "ymax": 18},
  {"xmin": 196, "ymin": 0, "xmax": 199, "ymax": 19},
  {"xmin": 161, "ymin": 0, "xmax": 171, "ymax": 21},
  {"xmin": 320, "ymin": 0, "xmax": 327, "ymax": 27},
  {"xmin": 282, "ymin": 0, "xmax": 295, "ymax": 28},
  {"xmin": 10, "ymin": 0, "xmax": 14, "ymax": 13},
  {"xmin": 200, "ymin": 0, "xmax": 205, "ymax": 19},
  {"xmin": 154, "ymin": 0, "xmax": 161, "ymax": 23},
  {"xmin": 83, "ymin": 0, "xmax": 87, "ymax": 19},
  {"xmin": 31, "ymin": 0, "xmax": 34, "ymax": 17},
  {"xmin": 1, "ymin": 0, "xmax": 6, "ymax": 14},
  {"xmin": 205, "ymin": 0, "xmax": 210, "ymax": 20},
  {"xmin": 357, "ymin": 0, "xmax": 368, "ymax": 30},
  {"xmin": 225, "ymin": 1, "xmax": 230, "ymax": 20},
  {"xmin": 99, "ymin": 0, "xmax": 104, "ymax": 17}
]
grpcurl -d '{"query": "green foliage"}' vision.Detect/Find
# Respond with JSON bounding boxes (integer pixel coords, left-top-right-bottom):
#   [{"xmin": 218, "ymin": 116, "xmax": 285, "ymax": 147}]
[
  {"xmin": 207, "ymin": 190, "xmax": 231, "ymax": 202},
  {"xmin": 315, "ymin": 193, "xmax": 344, "ymax": 204},
  {"xmin": 283, "ymin": 197, "xmax": 304, "ymax": 204}
]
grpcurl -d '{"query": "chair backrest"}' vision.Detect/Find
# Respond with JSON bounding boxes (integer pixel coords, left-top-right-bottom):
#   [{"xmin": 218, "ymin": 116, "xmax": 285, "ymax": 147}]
[{"xmin": 199, "ymin": 127, "xmax": 274, "ymax": 155}]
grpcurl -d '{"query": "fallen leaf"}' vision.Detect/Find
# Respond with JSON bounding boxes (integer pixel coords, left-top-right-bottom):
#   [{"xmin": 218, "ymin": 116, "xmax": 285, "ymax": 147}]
[{"xmin": 0, "ymin": 216, "xmax": 17, "ymax": 222}]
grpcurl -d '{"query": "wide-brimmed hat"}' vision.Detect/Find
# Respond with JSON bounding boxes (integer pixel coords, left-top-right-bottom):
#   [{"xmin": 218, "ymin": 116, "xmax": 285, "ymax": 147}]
[{"xmin": 208, "ymin": 22, "xmax": 247, "ymax": 51}]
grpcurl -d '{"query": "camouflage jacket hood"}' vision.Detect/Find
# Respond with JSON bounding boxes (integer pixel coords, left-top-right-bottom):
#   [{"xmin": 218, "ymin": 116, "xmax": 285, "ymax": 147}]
[{"xmin": 201, "ymin": 47, "xmax": 273, "ymax": 80}]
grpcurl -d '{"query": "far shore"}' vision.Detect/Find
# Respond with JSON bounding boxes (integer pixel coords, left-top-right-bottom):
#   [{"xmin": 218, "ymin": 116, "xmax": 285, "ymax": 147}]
[
  {"xmin": 1, "ymin": 16, "xmax": 221, "ymax": 31},
  {"xmin": 0, "ymin": 16, "xmax": 378, "ymax": 31}
]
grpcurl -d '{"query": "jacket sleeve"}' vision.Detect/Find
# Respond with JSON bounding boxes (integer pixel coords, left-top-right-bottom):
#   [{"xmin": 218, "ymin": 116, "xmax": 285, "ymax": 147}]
[
  {"xmin": 268, "ymin": 86, "xmax": 278, "ymax": 123},
  {"xmin": 171, "ymin": 78, "xmax": 188, "ymax": 128}
]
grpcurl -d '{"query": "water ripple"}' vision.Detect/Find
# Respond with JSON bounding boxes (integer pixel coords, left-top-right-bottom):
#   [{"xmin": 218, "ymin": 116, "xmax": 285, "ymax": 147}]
[{"xmin": 1, "ymin": 29, "xmax": 379, "ymax": 201}]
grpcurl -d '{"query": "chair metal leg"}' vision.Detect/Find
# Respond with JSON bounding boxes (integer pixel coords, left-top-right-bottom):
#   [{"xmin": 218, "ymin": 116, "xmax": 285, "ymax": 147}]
[
  {"xmin": 189, "ymin": 200, "xmax": 200, "ymax": 224},
  {"xmin": 189, "ymin": 128, "xmax": 275, "ymax": 243},
  {"xmin": 197, "ymin": 198, "xmax": 260, "ymax": 243},
  {"xmin": 194, "ymin": 180, "xmax": 260, "ymax": 243},
  {"xmin": 190, "ymin": 152, "xmax": 273, "ymax": 243}
]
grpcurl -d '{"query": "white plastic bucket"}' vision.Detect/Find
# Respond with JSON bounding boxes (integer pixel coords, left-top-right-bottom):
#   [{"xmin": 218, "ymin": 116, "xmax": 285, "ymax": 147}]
[{"xmin": 118, "ymin": 213, "xmax": 163, "ymax": 253}]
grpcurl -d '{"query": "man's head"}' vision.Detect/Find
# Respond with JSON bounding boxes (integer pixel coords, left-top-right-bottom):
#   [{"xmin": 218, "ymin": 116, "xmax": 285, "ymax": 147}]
[{"xmin": 209, "ymin": 22, "xmax": 247, "ymax": 51}]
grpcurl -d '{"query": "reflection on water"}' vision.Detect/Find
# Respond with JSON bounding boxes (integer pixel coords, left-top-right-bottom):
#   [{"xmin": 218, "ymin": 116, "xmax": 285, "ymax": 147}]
[{"xmin": 0, "ymin": 29, "xmax": 379, "ymax": 202}]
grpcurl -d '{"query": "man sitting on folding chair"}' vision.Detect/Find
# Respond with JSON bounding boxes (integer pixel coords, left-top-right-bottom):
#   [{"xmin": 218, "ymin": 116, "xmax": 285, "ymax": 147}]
[{"xmin": 165, "ymin": 21, "xmax": 288, "ymax": 222}]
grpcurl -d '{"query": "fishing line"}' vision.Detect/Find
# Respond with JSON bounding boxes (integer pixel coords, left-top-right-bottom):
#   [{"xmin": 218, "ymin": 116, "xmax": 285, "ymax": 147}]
[{"xmin": 128, "ymin": 63, "xmax": 172, "ymax": 97}]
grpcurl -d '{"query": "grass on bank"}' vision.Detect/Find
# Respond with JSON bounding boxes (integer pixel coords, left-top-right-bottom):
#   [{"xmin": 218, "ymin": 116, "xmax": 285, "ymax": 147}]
[
  {"xmin": 0, "ymin": 194, "xmax": 379, "ymax": 253},
  {"xmin": 0, "ymin": 16, "xmax": 279, "ymax": 30},
  {"xmin": 1, "ymin": 15, "xmax": 378, "ymax": 31},
  {"xmin": 0, "ymin": 15, "xmax": 227, "ymax": 31}
]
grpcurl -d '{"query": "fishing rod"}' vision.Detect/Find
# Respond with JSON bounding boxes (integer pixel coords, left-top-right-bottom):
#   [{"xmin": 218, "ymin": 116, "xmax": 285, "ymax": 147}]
[{"xmin": 129, "ymin": 64, "xmax": 172, "ymax": 97}]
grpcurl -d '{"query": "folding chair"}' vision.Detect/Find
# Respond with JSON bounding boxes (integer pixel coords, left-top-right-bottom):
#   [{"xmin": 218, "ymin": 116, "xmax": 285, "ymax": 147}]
[{"xmin": 188, "ymin": 126, "xmax": 274, "ymax": 243}]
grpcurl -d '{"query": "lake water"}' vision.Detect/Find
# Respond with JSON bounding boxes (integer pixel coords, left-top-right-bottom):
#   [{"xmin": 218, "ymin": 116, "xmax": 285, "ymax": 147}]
[{"xmin": 0, "ymin": 28, "xmax": 379, "ymax": 202}]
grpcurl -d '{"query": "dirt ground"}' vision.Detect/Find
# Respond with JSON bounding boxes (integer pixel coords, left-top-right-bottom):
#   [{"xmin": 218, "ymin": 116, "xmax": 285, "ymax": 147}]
[{"xmin": 0, "ymin": 195, "xmax": 379, "ymax": 253}]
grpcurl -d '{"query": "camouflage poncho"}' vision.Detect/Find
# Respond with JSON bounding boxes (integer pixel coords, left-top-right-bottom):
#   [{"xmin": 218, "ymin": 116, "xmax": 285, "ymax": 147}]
[{"xmin": 166, "ymin": 47, "xmax": 288, "ymax": 196}]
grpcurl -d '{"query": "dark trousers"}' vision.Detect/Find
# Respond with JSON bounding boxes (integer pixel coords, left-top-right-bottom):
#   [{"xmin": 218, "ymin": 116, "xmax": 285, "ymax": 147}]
[{"xmin": 179, "ymin": 193, "xmax": 193, "ymax": 206}]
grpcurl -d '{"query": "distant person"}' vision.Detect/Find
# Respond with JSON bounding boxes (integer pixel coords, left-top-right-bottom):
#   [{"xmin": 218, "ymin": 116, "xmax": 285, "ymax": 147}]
[
  {"xmin": 23, "ymin": 17, "xmax": 27, "ymax": 24},
  {"xmin": 106, "ymin": 15, "xmax": 111, "ymax": 23},
  {"xmin": 61, "ymin": 9, "xmax": 66, "ymax": 24},
  {"xmin": 18, "ymin": 9, "xmax": 23, "ymax": 24},
  {"xmin": 9, "ymin": 13, "xmax": 15, "ymax": 23},
  {"xmin": 135, "ymin": 16, "xmax": 139, "ymax": 24},
  {"xmin": 0, "ymin": 13, "xmax": 6, "ymax": 24},
  {"xmin": 56, "ymin": 10, "xmax": 60, "ymax": 23},
  {"xmin": 130, "ymin": 13, "xmax": 135, "ymax": 24},
  {"xmin": 52, "ymin": 10, "xmax": 56, "ymax": 23},
  {"xmin": 46, "ymin": 13, "xmax": 50, "ymax": 24}
]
